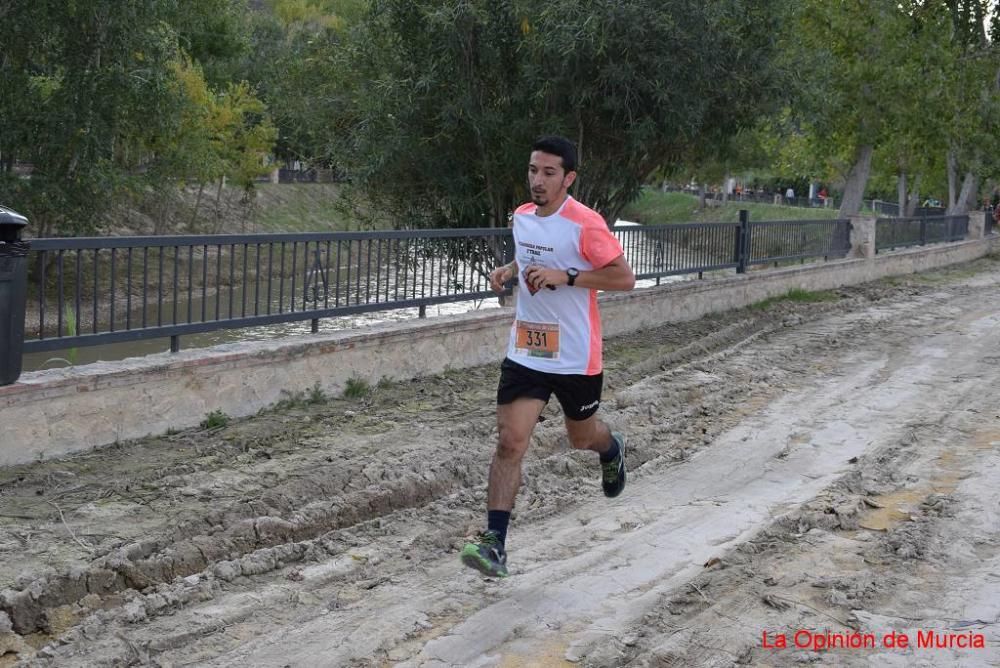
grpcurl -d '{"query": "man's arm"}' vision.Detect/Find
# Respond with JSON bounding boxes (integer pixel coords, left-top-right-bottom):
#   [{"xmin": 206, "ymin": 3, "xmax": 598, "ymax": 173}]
[
  {"xmin": 489, "ymin": 259, "xmax": 519, "ymax": 294},
  {"xmin": 522, "ymin": 255, "xmax": 635, "ymax": 293}
]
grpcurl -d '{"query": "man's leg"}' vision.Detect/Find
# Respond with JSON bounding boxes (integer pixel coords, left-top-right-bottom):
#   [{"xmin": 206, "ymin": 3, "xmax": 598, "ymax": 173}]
[
  {"xmin": 565, "ymin": 414, "xmax": 627, "ymax": 499},
  {"xmin": 461, "ymin": 397, "xmax": 545, "ymax": 577},
  {"xmin": 490, "ymin": 398, "xmax": 547, "ymax": 511},
  {"xmin": 564, "ymin": 413, "xmax": 613, "ymax": 455}
]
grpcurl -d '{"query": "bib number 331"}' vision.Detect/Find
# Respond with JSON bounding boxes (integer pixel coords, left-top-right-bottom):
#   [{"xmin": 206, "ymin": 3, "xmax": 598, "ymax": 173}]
[{"xmin": 515, "ymin": 320, "xmax": 560, "ymax": 359}]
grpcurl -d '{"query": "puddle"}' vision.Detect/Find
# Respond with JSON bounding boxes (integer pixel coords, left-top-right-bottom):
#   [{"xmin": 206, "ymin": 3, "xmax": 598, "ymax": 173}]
[
  {"xmin": 859, "ymin": 488, "xmax": 930, "ymax": 531},
  {"xmin": 858, "ymin": 434, "xmax": 995, "ymax": 531}
]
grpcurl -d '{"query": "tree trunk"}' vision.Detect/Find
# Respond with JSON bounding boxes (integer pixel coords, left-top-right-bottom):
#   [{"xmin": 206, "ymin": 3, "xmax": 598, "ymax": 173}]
[
  {"xmin": 906, "ymin": 181, "xmax": 921, "ymax": 217},
  {"xmin": 190, "ymin": 183, "xmax": 206, "ymax": 232},
  {"xmin": 949, "ymin": 171, "xmax": 977, "ymax": 215},
  {"xmin": 838, "ymin": 144, "xmax": 873, "ymax": 217},
  {"xmin": 961, "ymin": 172, "xmax": 978, "ymax": 214},
  {"xmin": 897, "ymin": 173, "xmax": 907, "ymax": 218},
  {"xmin": 698, "ymin": 183, "xmax": 707, "ymax": 210}
]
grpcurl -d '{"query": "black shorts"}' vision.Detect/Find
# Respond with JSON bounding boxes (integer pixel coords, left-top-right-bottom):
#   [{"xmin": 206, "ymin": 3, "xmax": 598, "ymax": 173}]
[{"xmin": 496, "ymin": 357, "xmax": 603, "ymax": 421}]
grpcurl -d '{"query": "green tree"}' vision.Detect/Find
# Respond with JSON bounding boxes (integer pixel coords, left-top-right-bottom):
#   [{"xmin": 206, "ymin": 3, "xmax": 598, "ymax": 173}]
[
  {"xmin": 934, "ymin": 0, "xmax": 1000, "ymax": 213},
  {"xmin": 235, "ymin": 0, "xmax": 366, "ymax": 168},
  {"xmin": 328, "ymin": 0, "xmax": 786, "ymax": 229},
  {"xmin": 776, "ymin": 0, "xmax": 998, "ymax": 216},
  {"xmin": 0, "ymin": 0, "xmax": 274, "ymax": 237},
  {"xmin": 0, "ymin": 1, "xmax": 180, "ymax": 236},
  {"xmin": 148, "ymin": 57, "xmax": 277, "ymax": 232},
  {"xmin": 781, "ymin": 1, "xmax": 919, "ymax": 216}
]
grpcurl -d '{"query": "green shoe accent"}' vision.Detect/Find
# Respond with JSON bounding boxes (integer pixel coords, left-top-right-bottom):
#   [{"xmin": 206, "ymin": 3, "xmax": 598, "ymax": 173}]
[
  {"xmin": 460, "ymin": 530, "xmax": 509, "ymax": 577},
  {"xmin": 602, "ymin": 432, "xmax": 626, "ymax": 498}
]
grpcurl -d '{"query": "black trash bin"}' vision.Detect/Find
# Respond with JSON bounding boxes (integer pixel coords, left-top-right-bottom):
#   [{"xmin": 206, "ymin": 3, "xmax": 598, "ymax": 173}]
[{"xmin": 0, "ymin": 206, "xmax": 29, "ymax": 385}]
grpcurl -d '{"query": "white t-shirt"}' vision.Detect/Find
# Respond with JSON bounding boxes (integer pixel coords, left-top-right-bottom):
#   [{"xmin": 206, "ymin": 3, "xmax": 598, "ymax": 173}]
[{"xmin": 506, "ymin": 196, "xmax": 624, "ymax": 375}]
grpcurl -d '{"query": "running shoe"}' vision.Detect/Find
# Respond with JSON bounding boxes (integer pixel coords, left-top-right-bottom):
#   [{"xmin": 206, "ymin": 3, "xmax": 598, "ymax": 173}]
[
  {"xmin": 460, "ymin": 529, "xmax": 508, "ymax": 578},
  {"xmin": 602, "ymin": 432, "xmax": 627, "ymax": 498}
]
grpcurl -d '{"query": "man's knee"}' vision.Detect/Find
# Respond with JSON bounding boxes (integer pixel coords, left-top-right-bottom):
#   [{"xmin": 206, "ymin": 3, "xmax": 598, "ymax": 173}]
[{"xmin": 496, "ymin": 430, "xmax": 530, "ymax": 460}]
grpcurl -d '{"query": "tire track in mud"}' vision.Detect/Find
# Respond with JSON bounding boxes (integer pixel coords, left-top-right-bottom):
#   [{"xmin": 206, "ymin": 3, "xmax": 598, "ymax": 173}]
[
  {"xmin": 614, "ymin": 382, "xmax": 1000, "ymax": 667},
  {"xmin": 1, "ymin": 299, "xmax": 809, "ymax": 639},
  {"xmin": 393, "ymin": 290, "xmax": 999, "ymax": 668},
  {"xmin": 3, "ymin": 257, "xmax": 999, "ymax": 665}
]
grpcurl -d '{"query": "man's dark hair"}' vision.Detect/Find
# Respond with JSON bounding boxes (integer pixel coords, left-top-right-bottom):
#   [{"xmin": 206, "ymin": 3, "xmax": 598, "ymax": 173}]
[{"xmin": 532, "ymin": 135, "xmax": 577, "ymax": 173}]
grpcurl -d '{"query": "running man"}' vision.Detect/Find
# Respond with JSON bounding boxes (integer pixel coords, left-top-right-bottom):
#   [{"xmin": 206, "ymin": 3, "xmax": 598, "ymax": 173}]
[{"xmin": 461, "ymin": 135, "xmax": 636, "ymax": 578}]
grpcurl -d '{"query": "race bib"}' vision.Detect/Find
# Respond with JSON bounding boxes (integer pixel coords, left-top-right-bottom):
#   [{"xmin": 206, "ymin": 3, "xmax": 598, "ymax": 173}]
[{"xmin": 514, "ymin": 320, "xmax": 560, "ymax": 359}]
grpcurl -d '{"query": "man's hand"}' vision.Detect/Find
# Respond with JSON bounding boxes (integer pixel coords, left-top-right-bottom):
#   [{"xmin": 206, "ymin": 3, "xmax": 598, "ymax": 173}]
[
  {"xmin": 522, "ymin": 265, "xmax": 567, "ymax": 292},
  {"xmin": 489, "ymin": 263, "xmax": 515, "ymax": 294}
]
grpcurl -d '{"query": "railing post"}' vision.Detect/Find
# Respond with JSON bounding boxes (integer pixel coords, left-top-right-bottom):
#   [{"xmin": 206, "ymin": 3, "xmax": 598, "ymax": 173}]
[
  {"xmin": 0, "ymin": 206, "xmax": 29, "ymax": 385},
  {"xmin": 848, "ymin": 216, "xmax": 877, "ymax": 258},
  {"xmin": 967, "ymin": 209, "xmax": 985, "ymax": 240},
  {"xmin": 735, "ymin": 209, "xmax": 750, "ymax": 274}
]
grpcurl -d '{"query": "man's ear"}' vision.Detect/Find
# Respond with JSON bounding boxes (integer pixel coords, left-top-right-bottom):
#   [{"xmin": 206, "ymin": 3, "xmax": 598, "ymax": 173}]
[{"xmin": 563, "ymin": 170, "xmax": 577, "ymax": 189}]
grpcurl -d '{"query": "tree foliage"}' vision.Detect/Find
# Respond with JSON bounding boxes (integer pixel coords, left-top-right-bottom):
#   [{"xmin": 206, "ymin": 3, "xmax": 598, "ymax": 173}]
[
  {"xmin": 5, "ymin": 0, "xmax": 998, "ymax": 236},
  {"xmin": 154, "ymin": 58, "xmax": 276, "ymax": 190},
  {"xmin": 233, "ymin": 0, "xmax": 365, "ymax": 166},
  {"xmin": 326, "ymin": 0, "xmax": 786, "ymax": 229},
  {"xmin": 772, "ymin": 0, "xmax": 999, "ymax": 215},
  {"xmin": 0, "ymin": 0, "xmax": 274, "ymax": 236}
]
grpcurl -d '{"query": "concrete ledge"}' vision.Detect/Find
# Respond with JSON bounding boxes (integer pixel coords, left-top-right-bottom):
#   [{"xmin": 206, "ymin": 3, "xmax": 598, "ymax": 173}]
[{"xmin": 1, "ymin": 236, "xmax": 996, "ymax": 466}]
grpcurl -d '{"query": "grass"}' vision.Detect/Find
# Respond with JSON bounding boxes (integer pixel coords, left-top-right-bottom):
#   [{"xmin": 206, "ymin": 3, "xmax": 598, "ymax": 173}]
[
  {"xmin": 619, "ymin": 190, "xmax": 843, "ymax": 225},
  {"xmin": 750, "ymin": 288, "xmax": 840, "ymax": 311},
  {"xmin": 266, "ymin": 383, "xmax": 330, "ymax": 412},
  {"xmin": 199, "ymin": 409, "xmax": 230, "ymax": 430},
  {"xmin": 63, "ymin": 306, "xmax": 78, "ymax": 364},
  {"xmin": 343, "ymin": 376, "xmax": 371, "ymax": 399}
]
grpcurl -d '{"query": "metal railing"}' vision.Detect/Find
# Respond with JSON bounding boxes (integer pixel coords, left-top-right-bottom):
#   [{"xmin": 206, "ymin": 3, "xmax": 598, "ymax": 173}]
[
  {"xmin": 870, "ymin": 200, "xmax": 946, "ymax": 218},
  {"xmin": 657, "ymin": 185, "xmax": 838, "ymax": 210},
  {"xmin": 613, "ymin": 222, "xmax": 740, "ymax": 279},
  {"xmin": 747, "ymin": 218, "xmax": 851, "ymax": 266},
  {"xmin": 14, "ymin": 215, "xmax": 864, "ymax": 355},
  {"xmin": 875, "ymin": 215, "xmax": 968, "ymax": 253},
  {"xmin": 25, "ymin": 229, "xmax": 512, "ymax": 354}
]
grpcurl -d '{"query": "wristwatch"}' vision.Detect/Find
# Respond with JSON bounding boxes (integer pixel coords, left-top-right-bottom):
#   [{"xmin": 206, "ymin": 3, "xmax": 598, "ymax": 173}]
[{"xmin": 566, "ymin": 267, "xmax": 579, "ymax": 287}]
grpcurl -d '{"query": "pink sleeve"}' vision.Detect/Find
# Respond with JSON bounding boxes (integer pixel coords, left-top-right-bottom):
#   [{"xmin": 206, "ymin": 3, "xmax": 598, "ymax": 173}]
[{"xmin": 580, "ymin": 221, "xmax": 624, "ymax": 268}]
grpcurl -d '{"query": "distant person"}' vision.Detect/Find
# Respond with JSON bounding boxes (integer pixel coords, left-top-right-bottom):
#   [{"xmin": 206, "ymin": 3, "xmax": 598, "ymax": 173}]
[
  {"xmin": 785, "ymin": 187, "xmax": 795, "ymax": 206},
  {"xmin": 460, "ymin": 135, "xmax": 636, "ymax": 578},
  {"xmin": 819, "ymin": 187, "xmax": 829, "ymax": 207}
]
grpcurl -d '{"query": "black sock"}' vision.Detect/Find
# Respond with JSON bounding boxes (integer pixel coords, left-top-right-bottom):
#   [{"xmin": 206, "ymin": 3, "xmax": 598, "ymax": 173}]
[
  {"xmin": 599, "ymin": 434, "xmax": 620, "ymax": 463},
  {"xmin": 487, "ymin": 509, "xmax": 511, "ymax": 546}
]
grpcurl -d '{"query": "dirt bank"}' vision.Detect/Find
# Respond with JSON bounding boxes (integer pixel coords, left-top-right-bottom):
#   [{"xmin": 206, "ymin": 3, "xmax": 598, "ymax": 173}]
[{"xmin": 2, "ymin": 256, "xmax": 999, "ymax": 666}]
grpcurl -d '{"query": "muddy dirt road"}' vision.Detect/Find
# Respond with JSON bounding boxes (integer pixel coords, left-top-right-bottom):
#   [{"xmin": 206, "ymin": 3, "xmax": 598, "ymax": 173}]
[{"xmin": 2, "ymin": 257, "xmax": 1000, "ymax": 667}]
